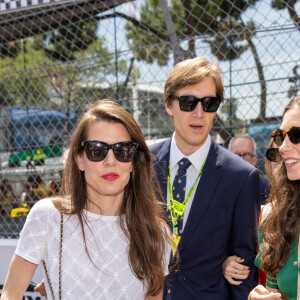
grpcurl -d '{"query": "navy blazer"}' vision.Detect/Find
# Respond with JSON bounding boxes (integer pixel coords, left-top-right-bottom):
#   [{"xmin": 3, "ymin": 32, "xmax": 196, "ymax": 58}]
[{"xmin": 150, "ymin": 138, "xmax": 260, "ymax": 300}]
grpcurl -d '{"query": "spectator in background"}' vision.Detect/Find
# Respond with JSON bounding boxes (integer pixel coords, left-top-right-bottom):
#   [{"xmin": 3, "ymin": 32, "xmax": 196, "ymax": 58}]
[
  {"xmin": 1, "ymin": 179, "xmax": 17, "ymax": 200},
  {"xmin": 48, "ymin": 180, "xmax": 61, "ymax": 195},
  {"xmin": 228, "ymin": 134, "xmax": 270, "ymax": 205},
  {"xmin": 21, "ymin": 182, "xmax": 31, "ymax": 204},
  {"xmin": 21, "ymin": 174, "xmax": 52, "ymax": 207},
  {"xmin": 0, "ymin": 179, "xmax": 19, "ymax": 215}
]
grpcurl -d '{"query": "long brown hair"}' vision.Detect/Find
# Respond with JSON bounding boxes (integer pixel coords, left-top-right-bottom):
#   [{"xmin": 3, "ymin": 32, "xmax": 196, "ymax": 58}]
[
  {"xmin": 57, "ymin": 99, "xmax": 168, "ymax": 296},
  {"xmin": 261, "ymin": 96, "xmax": 300, "ymax": 273}
]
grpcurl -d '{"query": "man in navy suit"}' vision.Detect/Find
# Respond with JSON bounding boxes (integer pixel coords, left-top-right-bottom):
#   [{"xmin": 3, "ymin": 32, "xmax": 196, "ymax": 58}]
[{"xmin": 150, "ymin": 57, "xmax": 260, "ymax": 300}]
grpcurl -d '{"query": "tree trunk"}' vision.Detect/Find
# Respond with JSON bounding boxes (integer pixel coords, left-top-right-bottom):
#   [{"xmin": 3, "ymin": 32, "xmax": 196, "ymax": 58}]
[
  {"xmin": 248, "ymin": 37, "xmax": 267, "ymax": 121},
  {"xmin": 286, "ymin": 0, "xmax": 300, "ymax": 30},
  {"xmin": 181, "ymin": 0, "xmax": 196, "ymax": 57},
  {"xmin": 213, "ymin": 114, "xmax": 231, "ymax": 147},
  {"xmin": 159, "ymin": 0, "xmax": 183, "ymax": 64}
]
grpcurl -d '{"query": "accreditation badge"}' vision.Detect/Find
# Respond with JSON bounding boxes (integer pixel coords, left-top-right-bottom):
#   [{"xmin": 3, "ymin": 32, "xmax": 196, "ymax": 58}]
[
  {"xmin": 169, "ymin": 200, "xmax": 186, "ymax": 216},
  {"xmin": 171, "ymin": 234, "xmax": 181, "ymax": 257}
]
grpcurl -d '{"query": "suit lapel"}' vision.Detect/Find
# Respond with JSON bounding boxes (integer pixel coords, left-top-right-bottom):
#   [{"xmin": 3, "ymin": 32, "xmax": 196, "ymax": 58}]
[
  {"xmin": 153, "ymin": 139, "xmax": 171, "ymax": 203},
  {"xmin": 179, "ymin": 141, "xmax": 223, "ymax": 248}
]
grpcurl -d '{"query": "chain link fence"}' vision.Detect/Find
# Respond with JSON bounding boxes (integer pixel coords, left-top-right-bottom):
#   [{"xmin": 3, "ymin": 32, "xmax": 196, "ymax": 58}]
[{"xmin": 0, "ymin": 0, "xmax": 299, "ymax": 237}]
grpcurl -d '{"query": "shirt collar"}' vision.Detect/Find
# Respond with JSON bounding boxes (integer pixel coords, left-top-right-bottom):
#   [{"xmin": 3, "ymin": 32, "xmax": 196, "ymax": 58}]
[{"xmin": 170, "ymin": 133, "xmax": 211, "ymax": 172}]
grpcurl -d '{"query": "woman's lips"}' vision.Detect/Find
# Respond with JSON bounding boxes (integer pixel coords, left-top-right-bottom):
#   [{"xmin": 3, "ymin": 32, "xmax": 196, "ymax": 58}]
[
  {"xmin": 284, "ymin": 158, "xmax": 299, "ymax": 168},
  {"xmin": 101, "ymin": 173, "xmax": 119, "ymax": 181}
]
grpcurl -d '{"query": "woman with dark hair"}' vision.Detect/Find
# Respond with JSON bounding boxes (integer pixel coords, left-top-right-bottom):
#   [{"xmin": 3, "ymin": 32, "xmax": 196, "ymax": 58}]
[
  {"xmin": 1, "ymin": 99, "xmax": 170, "ymax": 300},
  {"xmin": 223, "ymin": 138, "xmax": 282, "ymax": 286},
  {"xmin": 248, "ymin": 95, "xmax": 300, "ymax": 299}
]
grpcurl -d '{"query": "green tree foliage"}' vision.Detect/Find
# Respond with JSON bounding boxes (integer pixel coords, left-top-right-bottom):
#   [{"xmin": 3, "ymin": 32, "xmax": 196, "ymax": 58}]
[
  {"xmin": 0, "ymin": 20, "xmax": 115, "ymax": 109},
  {"xmin": 125, "ymin": 0, "xmax": 172, "ymax": 65},
  {"xmin": 125, "ymin": 0, "xmax": 259, "ymax": 65},
  {"xmin": 124, "ymin": 0, "xmax": 263, "ymax": 142},
  {"xmin": 271, "ymin": 0, "xmax": 287, "ymax": 9},
  {"xmin": 0, "ymin": 41, "xmax": 21, "ymax": 58},
  {"xmin": 271, "ymin": 1, "xmax": 300, "ymax": 34},
  {"xmin": 271, "ymin": 0, "xmax": 300, "ymax": 97},
  {"xmin": 36, "ymin": 20, "xmax": 128, "ymax": 106},
  {"xmin": 39, "ymin": 21, "xmax": 99, "ymax": 62},
  {"xmin": 0, "ymin": 82, "xmax": 11, "ymax": 106},
  {"xmin": 0, "ymin": 40, "xmax": 54, "ymax": 106},
  {"xmin": 35, "ymin": 20, "xmax": 117, "ymax": 133}
]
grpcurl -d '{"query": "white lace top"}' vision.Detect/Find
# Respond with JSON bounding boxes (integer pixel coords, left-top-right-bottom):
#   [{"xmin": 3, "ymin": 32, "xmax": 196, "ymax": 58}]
[{"xmin": 16, "ymin": 199, "xmax": 170, "ymax": 300}]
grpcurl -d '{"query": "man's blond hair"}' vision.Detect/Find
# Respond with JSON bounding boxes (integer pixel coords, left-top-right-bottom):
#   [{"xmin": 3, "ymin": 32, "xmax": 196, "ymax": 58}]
[{"xmin": 164, "ymin": 57, "xmax": 224, "ymax": 106}]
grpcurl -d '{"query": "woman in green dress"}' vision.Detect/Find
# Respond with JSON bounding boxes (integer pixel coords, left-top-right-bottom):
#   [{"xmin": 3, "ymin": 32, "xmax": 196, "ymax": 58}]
[{"xmin": 248, "ymin": 96, "xmax": 300, "ymax": 299}]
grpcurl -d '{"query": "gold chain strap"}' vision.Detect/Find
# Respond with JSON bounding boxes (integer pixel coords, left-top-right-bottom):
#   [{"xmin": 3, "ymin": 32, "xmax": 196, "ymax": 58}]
[
  {"xmin": 42, "ymin": 212, "xmax": 63, "ymax": 300},
  {"xmin": 297, "ymin": 235, "xmax": 300, "ymax": 300}
]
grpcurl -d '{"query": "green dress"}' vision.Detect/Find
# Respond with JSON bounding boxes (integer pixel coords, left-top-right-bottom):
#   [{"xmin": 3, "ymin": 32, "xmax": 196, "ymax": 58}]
[{"xmin": 254, "ymin": 222, "xmax": 299, "ymax": 300}]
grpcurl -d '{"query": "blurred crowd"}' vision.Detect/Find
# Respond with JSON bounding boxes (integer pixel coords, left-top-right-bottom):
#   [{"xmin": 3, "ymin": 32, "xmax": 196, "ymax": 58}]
[{"xmin": 0, "ymin": 174, "xmax": 61, "ymax": 217}]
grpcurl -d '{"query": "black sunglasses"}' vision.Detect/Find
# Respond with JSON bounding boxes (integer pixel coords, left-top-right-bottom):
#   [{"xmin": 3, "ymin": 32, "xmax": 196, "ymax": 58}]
[
  {"xmin": 266, "ymin": 147, "xmax": 281, "ymax": 162},
  {"xmin": 271, "ymin": 126, "xmax": 300, "ymax": 146},
  {"xmin": 170, "ymin": 95, "xmax": 221, "ymax": 112},
  {"xmin": 81, "ymin": 140, "xmax": 138, "ymax": 162}
]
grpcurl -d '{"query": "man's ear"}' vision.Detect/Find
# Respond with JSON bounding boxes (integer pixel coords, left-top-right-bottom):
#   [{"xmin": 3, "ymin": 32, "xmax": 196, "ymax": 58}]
[
  {"xmin": 165, "ymin": 101, "xmax": 174, "ymax": 117},
  {"xmin": 76, "ymin": 154, "xmax": 85, "ymax": 171}
]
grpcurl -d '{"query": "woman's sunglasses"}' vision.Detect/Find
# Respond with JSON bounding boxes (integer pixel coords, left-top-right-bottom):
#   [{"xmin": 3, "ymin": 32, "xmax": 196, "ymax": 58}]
[
  {"xmin": 271, "ymin": 126, "xmax": 300, "ymax": 146},
  {"xmin": 81, "ymin": 140, "xmax": 138, "ymax": 162},
  {"xmin": 266, "ymin": 147, "xmax": 281, "ymax": 162},
  {"xmin": 170, "ymin": 95, "xmax": 221, "ymax": 112}
]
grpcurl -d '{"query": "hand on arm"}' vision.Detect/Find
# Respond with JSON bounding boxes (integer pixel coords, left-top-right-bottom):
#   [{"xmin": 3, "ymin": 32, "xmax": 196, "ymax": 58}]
[
  {"xmin": 1, "ymin": 254, "xmax": 37, "ymax": 300},
  {"xmin": 248, "ymin": 285, "xmax": 283, "ymax": 299},
  {"xmin": 34, "ymin": 279, "xmax": 47, "ymax": 297},
  {"xmin": 223, "ymin": 255, "xmax": 250, "ymax": 285}
]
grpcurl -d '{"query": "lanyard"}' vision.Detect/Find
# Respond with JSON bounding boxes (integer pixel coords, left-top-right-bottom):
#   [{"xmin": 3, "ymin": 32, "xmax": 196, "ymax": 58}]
[{"xmin": 167, "ymin": 157, "xmax": 207, "ymax": 255}]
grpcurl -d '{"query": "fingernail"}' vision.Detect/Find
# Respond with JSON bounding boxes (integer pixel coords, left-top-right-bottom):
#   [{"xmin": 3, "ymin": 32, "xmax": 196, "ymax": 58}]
[{"xmin": 239, "ymin": 282, "xmax": 243, "ymax": 285}]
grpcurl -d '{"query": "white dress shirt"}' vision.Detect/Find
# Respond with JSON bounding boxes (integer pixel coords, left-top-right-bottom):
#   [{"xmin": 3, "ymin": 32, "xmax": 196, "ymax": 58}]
[{"xmin": 168, "ymin": 133, "xmax": 211, "ymax": 229}]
